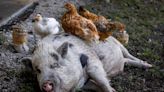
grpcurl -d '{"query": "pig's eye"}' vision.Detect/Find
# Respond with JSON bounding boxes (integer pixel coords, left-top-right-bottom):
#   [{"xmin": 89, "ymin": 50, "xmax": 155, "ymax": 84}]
[
  {"xmin": 36, "ymin": 68, "xmax": 41, "ymax": 73},
  {"xmin": 35, "ymin": 66, "xmax": 41, "ymax": 73},
  {"xmin": 50, "ymin": 63, "xmax": 59, "ymax": 69}
]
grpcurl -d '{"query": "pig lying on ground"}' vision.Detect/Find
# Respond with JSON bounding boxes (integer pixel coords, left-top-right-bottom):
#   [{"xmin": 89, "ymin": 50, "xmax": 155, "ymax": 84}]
[
  {"xmin": 90, "ymin": 35, "xmax": 152, "ymax": 77},
  {"xmin": 22, "ymin": 32, "xmax": 152, "ymax": 92}
]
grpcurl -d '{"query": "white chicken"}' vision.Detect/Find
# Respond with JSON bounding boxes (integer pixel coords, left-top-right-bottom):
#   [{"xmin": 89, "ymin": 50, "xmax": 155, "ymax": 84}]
[{"xmin": 32, "ymin": 14, "xmax": 60, "ymax": 38}]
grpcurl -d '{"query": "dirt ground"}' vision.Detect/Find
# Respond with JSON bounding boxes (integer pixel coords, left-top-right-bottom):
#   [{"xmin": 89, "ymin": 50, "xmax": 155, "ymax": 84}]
[{"xmin": 0, "ymin": 0, "xmax": 164, "ymax": 92}]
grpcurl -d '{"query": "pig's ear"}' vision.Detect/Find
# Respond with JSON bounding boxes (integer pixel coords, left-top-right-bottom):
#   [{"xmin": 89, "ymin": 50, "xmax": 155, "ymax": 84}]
[
  {"xmin": 57, "ymin": 42, "xmax": 70, "ymax": 58},
  {"xmin": 20, "ymin": 57, "xmax": 33, "ymax": 70}
]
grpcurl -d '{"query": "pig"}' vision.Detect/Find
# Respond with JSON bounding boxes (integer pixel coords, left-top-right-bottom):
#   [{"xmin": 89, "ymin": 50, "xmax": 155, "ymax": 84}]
[
  {"xmin": 22, "ymin": 32, "xmax": 152, "ymax": 92},
  {"xmin": 23, "ymin": 32, "xmax": 115, "ymax": 92},
  {"xmin": 90, "ymin": 35, "xmax": 152, "ymax": 77}
]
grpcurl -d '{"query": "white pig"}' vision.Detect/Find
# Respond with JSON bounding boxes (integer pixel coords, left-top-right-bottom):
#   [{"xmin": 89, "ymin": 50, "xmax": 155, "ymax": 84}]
[{"xmin": 22, "ymin": 32, "xmax": 152, "ymax": 92}]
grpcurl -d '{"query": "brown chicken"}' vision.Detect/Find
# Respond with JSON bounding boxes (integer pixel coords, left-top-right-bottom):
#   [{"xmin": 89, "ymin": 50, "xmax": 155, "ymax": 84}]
[
  {"xmin": 79, "ymin": 6, "xmax": 126, "ymax": 41},
  {"xmin": 61, "ymin": 3, "xmax": 99, "ymax": 43},
  {"xmin": 113, "ymin": 31, "xmax": 129, "ymax": 45}
]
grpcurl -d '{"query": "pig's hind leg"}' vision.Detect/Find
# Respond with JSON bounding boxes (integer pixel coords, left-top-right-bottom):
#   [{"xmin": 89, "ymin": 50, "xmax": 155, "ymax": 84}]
[
  {"xmin": 120, "ymin": 45, "xmax": 152, "ymax": 68},
  {"xmin": 123, "ymin": 58, "xmax": 152, "ymax": 68},
  {"xmin": 110, "ymin": 37, "xmax": 152, "ymax": 68}
]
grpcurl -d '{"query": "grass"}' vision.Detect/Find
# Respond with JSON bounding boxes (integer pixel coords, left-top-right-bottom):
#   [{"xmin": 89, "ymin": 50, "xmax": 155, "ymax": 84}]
[{"xmin": 85, "ymin": 0, "xmax": 164, "ymax": 92}]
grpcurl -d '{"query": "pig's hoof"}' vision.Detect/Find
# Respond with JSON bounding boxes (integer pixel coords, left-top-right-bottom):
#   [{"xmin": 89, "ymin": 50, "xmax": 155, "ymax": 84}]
[
  {"xmin": 143, "ymin": 62, "xmax": 153, "ymax": 68},
  {"xmin": 110, "ymin": 87, "xmax": 116, "ymax": 92}
]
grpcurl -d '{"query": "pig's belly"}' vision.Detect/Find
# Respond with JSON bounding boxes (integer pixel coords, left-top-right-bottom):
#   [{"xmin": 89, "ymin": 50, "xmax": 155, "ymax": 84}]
[{"xmin": 91, "ymin": 36, "xmax": 125, "ymax": 77}]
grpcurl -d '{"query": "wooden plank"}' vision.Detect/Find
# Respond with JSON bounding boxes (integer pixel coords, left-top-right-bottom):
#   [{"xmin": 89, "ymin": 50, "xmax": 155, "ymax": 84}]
[{"xmin": 0, "ymin": 0, "xmax": 38, "ymax": 29}]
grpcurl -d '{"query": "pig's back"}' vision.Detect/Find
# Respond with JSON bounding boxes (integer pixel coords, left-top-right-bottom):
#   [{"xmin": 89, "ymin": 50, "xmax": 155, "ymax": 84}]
[{"xmin": 42, "ymin": 33, "xmax": 97, "ymax": 57}]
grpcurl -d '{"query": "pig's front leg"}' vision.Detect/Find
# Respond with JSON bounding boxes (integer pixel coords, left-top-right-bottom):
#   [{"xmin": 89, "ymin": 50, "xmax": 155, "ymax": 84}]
[{"xmin": 86, "ymin": 63, "xmax": 116, "ymax": 92}]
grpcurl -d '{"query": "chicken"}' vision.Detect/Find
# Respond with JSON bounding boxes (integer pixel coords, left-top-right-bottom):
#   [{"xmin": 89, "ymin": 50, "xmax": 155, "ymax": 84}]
[
  {"xmin": 32, "ymin": 14, "xmax": 60, "ymax": 38},
  {"xmin": 79, "ymin": 6, "xmax": 126, "ymax": 41},
  {"xmin": 12, "ymin": 25, "xmax": 29, "ymax": 53},
  {"xmin": 113, "ymin": 31, "xmax": 129, "ymax": 44},
  {"xmin": 61, "ymin": 3, "xmax": 99, "ymax": 43}
]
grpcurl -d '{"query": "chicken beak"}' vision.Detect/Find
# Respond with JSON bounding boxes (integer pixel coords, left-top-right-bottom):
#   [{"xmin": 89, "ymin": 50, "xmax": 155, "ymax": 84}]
[{"xmin": 32, "ymin": 17, "xmax": 39, "ymax": 23}]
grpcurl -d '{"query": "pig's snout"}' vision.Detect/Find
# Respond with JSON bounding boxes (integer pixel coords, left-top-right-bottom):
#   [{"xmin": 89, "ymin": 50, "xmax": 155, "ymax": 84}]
[{"xmin": 42, "ymin": 81, "xmax": 54, "ymax": 92}]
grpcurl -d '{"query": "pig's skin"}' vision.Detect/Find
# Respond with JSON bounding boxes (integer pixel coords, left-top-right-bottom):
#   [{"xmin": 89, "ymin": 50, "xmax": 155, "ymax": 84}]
[
  {"xmin": 91, "ymin": 36, "xmax": 152, "ymax": 77},
  {"xmin": 30, "ymin": 32, "xmax": 152, "ymax": 92},
  {"xmin": 32, "ymin": 33, "xmax": 114, "ymax": 92}
]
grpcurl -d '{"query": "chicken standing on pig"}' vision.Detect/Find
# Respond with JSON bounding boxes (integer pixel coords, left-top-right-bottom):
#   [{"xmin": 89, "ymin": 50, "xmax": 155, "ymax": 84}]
[
  {"xmin": 79, "ymin": 6, "xmax": 127, "ymax": 42},
  {"xmin": 32, "ymin": 14, "xmax": 60, "ymax": 38},
  {"xmin": 61, "ymin": 3, "xmax": 100, "ymax": 43}
]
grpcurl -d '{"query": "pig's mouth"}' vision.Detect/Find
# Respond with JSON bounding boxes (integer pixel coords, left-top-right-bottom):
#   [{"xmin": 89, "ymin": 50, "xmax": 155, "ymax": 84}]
[{"xmin": 42, "ymin": 80, "xmax": 54, "ymax": 92}]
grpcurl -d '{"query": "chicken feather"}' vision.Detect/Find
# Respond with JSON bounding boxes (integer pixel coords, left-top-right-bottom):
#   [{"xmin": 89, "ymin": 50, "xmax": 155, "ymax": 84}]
[
  {"xmin": 79, "ymin": 6, "xmax": 126, "ymax": 41},
  {"xmin": 61, "ymin": 3, "xmax": 99, "ymax": 43},
  {"xmin": 32, "ymin": 14, "xmax": 60, "ymax": 38}
]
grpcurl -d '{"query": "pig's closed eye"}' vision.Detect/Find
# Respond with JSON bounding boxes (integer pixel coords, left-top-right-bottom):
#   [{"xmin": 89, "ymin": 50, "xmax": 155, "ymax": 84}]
[
  {"xmin": 50, "ymin": 53, "xmax": 59, "ymax": 61},
  {"xmin": 50, "ymin": 63, "xmax": 59, "ymax": 69},
  {"xmin": 36, "ymin": 68, "xmax": 41, "ymax": 73},
  {"xmin": 37, "ymin": 69, "xmax": 41, "ymax": 73}
]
